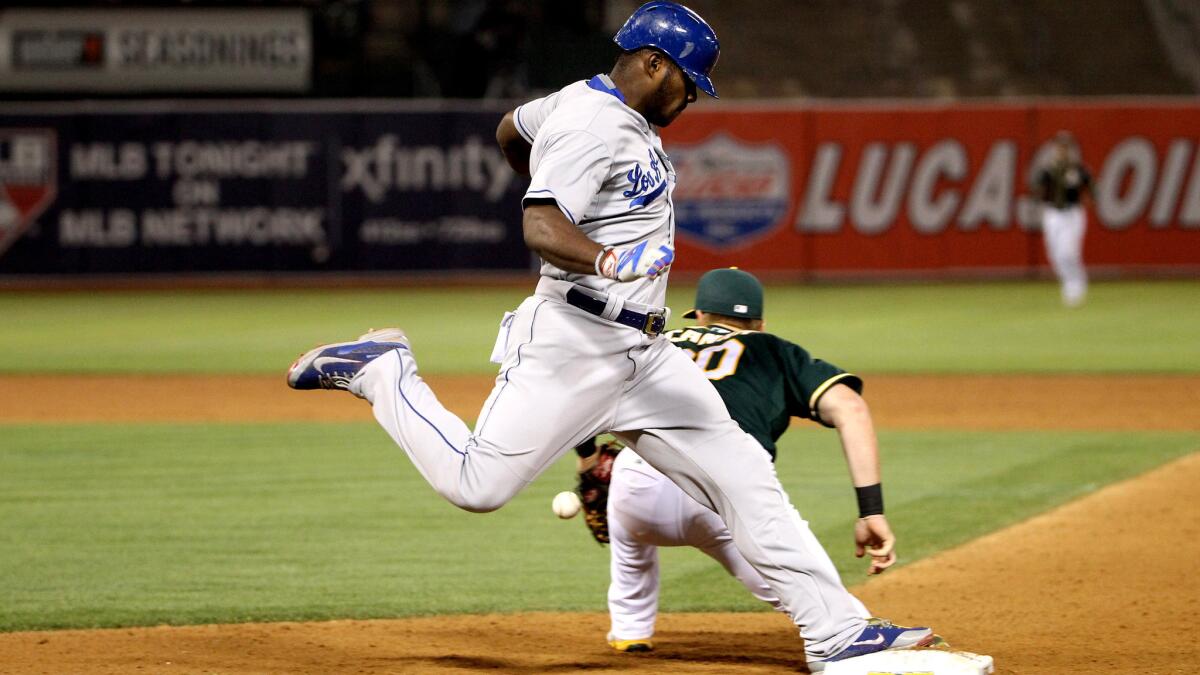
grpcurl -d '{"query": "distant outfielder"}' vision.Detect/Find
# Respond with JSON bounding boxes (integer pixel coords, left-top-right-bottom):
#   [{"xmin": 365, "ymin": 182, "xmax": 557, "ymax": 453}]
[
  {"xmin": 1036, "ymin": 131, "xmax": 1093, "ymax": 307},
  {"xmin": 287, "ymin": 3, "xmax": 934, "ymax": 669},
  {"xmin": 574, "ymin": 269, "xmax": 903, "ymax": 654}
]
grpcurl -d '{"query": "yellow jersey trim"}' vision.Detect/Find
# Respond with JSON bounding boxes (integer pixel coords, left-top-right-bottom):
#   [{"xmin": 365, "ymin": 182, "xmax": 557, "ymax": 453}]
[{"xmin": 808, "ymin": 372, "xmax": 858, "ymax": 421}]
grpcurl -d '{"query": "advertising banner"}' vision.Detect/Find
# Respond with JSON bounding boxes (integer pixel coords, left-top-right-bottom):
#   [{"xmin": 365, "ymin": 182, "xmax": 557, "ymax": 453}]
[
  {"xmin": 0, "ymin": 103, "xmax": 529, "ymax": 273},
  {"xmin": 664, "ymin": 102, "xmax": 1200, "ymax": 275},
  {"xmin": 0, "ymin": 100, "xmax": 1197, "ymax": 276},
  {"xmin": 0, "ymin": 8, "xmax": 310, "ymax": 93}
]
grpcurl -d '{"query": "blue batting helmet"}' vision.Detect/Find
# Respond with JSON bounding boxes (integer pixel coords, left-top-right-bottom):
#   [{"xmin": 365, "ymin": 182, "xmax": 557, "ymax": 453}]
[{"xmin": 613, "ymin": 1, "xmax": 720, "ymax": 98}]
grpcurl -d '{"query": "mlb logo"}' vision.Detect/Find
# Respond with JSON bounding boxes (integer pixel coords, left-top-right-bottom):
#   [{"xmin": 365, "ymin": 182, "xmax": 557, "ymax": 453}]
[{"xmin": 0, "ymin": 129, "xmax": 57, "ymax": 258}]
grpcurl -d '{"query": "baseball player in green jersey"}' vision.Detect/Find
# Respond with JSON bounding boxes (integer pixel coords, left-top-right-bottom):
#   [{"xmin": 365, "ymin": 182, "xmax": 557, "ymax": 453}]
[
  {"xmin": 1036, "ymin": 130, "xmax": 1093, "ymax": 307},
  {"xmin": 574, "ymin": 268, "xmax": 906, "ymax": 656}
]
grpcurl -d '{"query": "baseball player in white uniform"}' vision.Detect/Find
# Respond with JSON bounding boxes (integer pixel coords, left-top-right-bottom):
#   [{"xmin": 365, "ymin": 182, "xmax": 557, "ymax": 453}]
[
  {"xmin": 1036, "ymin": 131, "xmax": 1093, "ymax": 307},
  {"xmin": 287, "ymin": 3, "xmax": 933, "ymax": 669}
]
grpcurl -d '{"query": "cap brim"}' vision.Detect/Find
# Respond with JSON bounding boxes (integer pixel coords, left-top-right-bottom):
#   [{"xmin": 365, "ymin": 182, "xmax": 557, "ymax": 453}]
[
  {"xmin": 682, "ymin": 308, "xmax": 698, "ymax": 319},
  {"xmin": 681, "ymin": 69, "xmax": 718, "ymax": 98},
  {"xmin": 693, "ymin": 73, "xmax": 718, "ymax": 98}
]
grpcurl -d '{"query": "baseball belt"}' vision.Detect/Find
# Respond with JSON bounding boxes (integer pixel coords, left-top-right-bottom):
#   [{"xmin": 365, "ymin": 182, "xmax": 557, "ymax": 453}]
[{"xmin": 565, "ymin": 287, "xmax": 667, "ymax": 337}]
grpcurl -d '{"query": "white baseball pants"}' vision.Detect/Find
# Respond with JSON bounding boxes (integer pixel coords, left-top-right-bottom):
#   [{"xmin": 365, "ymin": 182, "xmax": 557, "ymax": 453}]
[
  {"xmin": 607, "ymin": 449, "xmax": 872, "ymax": 641},
  {"xmin": 349, "ymin": 277, "xmax": 868, "ymax": 658},
  {"xmin": 1042, "ymin": 206, "xmax": 1087, "ymax": 306}
]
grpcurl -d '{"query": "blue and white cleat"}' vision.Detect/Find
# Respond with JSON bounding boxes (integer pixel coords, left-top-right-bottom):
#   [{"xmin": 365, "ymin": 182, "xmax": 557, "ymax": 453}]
[
  {"xmin": 806, "ymin": 619, "xmax": 937, "ymax": 672},
  {"xmin": 287, "ymin": 328, "xmax": 410, "ymax": 393}
]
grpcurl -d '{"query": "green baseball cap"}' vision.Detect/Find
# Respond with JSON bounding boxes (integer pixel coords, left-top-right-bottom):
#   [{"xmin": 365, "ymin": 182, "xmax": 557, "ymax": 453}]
[{"xmin": 682, "ymin": 268, "xmax": 764, "ymax": 320}]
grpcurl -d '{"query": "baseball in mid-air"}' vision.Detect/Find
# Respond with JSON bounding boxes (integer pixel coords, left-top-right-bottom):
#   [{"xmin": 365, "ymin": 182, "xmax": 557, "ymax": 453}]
[{"xmin": 552, "ymin": 491, "xmax": 582, "ymax": 519}]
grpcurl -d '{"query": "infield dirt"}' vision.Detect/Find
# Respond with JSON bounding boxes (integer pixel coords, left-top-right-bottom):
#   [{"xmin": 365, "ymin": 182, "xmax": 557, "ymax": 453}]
[
  {"xmin": 6, "ymin": 373, "xmax": 1200, "ymax": 429},
  {"xmin": 1, "ymin": 374, "xmax": 1197, "ymax": 674}
]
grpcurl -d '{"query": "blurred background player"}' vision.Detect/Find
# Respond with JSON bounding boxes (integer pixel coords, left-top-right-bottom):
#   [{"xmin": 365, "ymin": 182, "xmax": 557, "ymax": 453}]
[
  {"xmin": 1035, "ymin": 131, "xmax": 1093, "ymax": 307},
  {"xmin": 575, "ymin": 268, "xmax": 915, "ymax": 661}
]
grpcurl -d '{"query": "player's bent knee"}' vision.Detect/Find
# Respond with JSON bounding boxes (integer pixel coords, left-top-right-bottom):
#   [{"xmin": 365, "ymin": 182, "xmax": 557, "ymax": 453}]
[
  {"xmin": 459, "ymin": 501, "xmax": 505, "ymax": 514},
  {"xmin": 450, "ymin": 494, "xmax": 508, "ymax": 513},
  {"xmin": 442, "ymin": 488, "xmax": 513, "ymax": 513}
]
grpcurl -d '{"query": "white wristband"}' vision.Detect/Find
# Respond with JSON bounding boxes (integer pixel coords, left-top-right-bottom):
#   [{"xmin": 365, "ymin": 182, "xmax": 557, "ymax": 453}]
[{"xmin": 594, "ymin": 246, "xmax": 615, "ymax": 278}]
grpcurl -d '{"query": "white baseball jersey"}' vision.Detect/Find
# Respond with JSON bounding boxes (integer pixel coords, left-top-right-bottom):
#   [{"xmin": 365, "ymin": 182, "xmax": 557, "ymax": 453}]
[{"xmin": 517, "ymin": 75, "xmax": 676, "ymax": 308}]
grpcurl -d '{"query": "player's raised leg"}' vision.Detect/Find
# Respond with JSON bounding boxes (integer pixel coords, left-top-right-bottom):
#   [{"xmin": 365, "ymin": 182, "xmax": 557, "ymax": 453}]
[
  {"xmin": 305, "ymin": 299, "xmax": 638, "ymax": 512},
  {"xmin": 288, "ymin": 327, "xmax": 496, "ymax": 507}
]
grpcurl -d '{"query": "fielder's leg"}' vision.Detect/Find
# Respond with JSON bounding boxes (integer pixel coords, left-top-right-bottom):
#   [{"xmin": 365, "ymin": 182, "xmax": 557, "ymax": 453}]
[
  {"xmin": 607, "ymin": 506, "xmax": 660, "ymax": 648},
  {"xmin": 617, "ymin": 446, "xmax": 871, "ymax": 620},
  {"xmin": 605, "ymin": 448, "xmax": 677, "ymax": 647},
  {"xmin": 614, "ymin": 339, "xmax": 868, "ymax": 659}
]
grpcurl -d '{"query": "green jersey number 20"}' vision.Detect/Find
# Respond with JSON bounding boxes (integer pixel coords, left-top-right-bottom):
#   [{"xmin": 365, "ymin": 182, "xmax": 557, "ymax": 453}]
[{"xmin": 683, "ymin": 340, "xmax": 746, "ymax": 381}]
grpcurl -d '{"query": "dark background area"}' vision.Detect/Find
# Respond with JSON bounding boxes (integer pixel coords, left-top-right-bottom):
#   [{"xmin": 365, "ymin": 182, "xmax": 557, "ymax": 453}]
[{"xmin": 4, "ymin": 0, "xmax": 1198, "ymax": 100}]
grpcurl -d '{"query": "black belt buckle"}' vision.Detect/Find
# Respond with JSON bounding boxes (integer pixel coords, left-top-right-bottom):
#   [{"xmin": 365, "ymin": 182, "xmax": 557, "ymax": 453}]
[{"xmin": 643, "ymin": 311, "xmax": 666, "ymax": 336}]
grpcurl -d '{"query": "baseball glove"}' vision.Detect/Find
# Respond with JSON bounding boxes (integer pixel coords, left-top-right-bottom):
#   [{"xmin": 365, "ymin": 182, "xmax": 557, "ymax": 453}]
[{"xmin": 575, "ymin": 436, "xmax": 624, "ymax": 544}]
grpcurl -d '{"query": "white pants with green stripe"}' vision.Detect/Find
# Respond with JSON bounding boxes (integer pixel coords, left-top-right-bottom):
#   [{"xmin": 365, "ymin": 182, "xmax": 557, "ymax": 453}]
[{"xmin": 349, "ymin": 277, "xmax": 868, "ymax": 659}]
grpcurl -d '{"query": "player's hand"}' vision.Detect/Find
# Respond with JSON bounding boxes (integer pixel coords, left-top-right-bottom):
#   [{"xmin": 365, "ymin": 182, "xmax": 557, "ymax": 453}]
[
  {"xmin": 597, "ymin": 238, "xmax": 674, "ymax": 281},
  {"xmin": 854, "ymin": 514, "xmax": 897, "ymax": 575}
]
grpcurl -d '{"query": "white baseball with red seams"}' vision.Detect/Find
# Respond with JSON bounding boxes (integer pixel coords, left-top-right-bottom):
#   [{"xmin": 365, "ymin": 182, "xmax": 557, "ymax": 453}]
[
  {"xmin": 552, "ymin": 491, "xmax": 582, "ymax": 519},
  {"xmin": 345, "ymin": 72, "xmax": 874, "ymax": 660}
]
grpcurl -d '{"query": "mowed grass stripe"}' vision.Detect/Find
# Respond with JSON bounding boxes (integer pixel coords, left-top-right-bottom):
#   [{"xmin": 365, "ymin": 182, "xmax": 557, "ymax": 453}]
[
  {"xmin": 1, "ymin": 422, "xmax": 1195, "ymax": 629},
  {"xmin": 0, "ymin": 280, "xmax": 1197, "ymax": 374}
]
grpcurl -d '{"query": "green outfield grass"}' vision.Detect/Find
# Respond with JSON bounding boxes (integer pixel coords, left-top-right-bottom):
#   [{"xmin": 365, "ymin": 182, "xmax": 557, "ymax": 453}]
[
  {"xmin": 1, "ymin": 279, "xmax": 1196, "ymax": 632},
  {"xmin": 1, "ymin": 280, "xmax": 1197, "ymax": 374},
  {"xmin": 1, "ymin": 422, "xmax": 1194, "ymax": 631}
]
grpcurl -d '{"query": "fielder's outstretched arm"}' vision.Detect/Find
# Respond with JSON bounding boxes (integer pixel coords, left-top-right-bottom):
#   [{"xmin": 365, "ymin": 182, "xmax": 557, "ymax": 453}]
[
  {"xmin": 818, "ymin": 384, "xmax": 881, "ymax": 488},
  {"xmin": 817, "ymin": 384, "xmax": 897, "ymax": 575}
]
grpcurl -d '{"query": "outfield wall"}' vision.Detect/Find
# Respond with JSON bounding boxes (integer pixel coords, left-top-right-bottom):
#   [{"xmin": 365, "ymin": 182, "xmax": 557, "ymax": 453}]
[
  {"xmin": 0, "ymin": 101, "xmax": 531, "ymax": 275},
  {"xmin": 0, "ymin": 99, "xmax": 1197, "ymax": 277},
  {"xmin": 668, "ymin": 101, "xmax": 1200, "ymax": 276}
]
